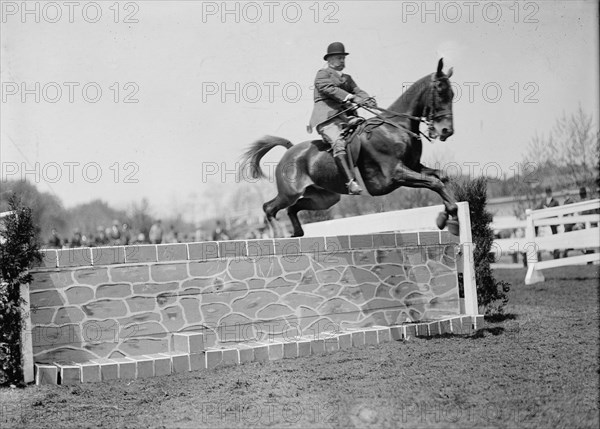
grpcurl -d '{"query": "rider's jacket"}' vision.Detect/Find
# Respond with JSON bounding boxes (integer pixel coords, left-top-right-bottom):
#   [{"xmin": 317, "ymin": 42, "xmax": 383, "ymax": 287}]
[{"xmin": 308, "ymin": 66, "xmax": 370, "ymax": 131}]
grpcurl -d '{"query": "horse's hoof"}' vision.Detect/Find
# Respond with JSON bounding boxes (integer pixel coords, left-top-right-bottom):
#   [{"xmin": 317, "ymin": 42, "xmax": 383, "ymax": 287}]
[
  {"xmin": 446, "ymin": 219, "xmax": 460, "ymax": 236},
  {"xmin": 436, "ymin": 212, "xmax": 448, "ymax": 230}
]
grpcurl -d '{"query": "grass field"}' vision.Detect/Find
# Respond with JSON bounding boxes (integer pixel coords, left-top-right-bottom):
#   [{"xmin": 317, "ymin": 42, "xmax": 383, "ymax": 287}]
[{"xmin": 1, "ymin": 266, "xmax": 598, "ymax": 428}]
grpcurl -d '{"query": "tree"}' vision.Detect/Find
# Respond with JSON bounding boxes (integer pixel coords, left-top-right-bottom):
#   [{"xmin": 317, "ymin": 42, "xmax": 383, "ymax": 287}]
[
  {"xmin": 452, "ymin": 178, "xmax": 510, "ymax": 316},
  {"xmin": 128, "ymin": 198, "xmax": 154, "ymax": 239},
  {"xmin": 0, "ymin": 195, "xmax": 42, "ymax": 386},
  {"xmin": 0, "ymin": 180, "xmax": 67, "ymax": 242},
  {"xmin": 524, "ymin": 105, "xmax": 599, "ymax": 192}
]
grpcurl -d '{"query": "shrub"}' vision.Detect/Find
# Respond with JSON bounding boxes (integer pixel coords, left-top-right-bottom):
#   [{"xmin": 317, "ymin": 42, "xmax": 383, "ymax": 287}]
[
  {"xmin": 0, "ymin": 195, "xmax": 42, "ymax": 386},
  {"xmin": 452, "ymin": 178, "xmax": 511, "ymax": 315}
]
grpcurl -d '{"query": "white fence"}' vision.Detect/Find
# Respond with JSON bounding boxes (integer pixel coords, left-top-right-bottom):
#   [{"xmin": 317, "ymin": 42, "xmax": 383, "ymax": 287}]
[
  {"xmin": 491, "ymin": 199, "xmax": 600, "ymax": 284},
  {"xmin": 302, "ymin": 199, "xmax": 600, "ymax": 287}
]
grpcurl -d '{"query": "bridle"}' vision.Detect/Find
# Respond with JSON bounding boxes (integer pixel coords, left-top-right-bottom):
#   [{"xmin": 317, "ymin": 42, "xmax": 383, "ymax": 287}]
[
  {"xmin": 359, "ymin": 74, "xmax": 453, "ymax": 142},
  {"xmin": 424, "ymin": 73, "xmax": 453, "ymax": 135}
]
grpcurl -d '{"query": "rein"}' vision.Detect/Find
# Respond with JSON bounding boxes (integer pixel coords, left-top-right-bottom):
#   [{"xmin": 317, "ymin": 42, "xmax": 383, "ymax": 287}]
[{"xmin": 356, "ymin": 74, "xmax": 453, "ymax": 143}]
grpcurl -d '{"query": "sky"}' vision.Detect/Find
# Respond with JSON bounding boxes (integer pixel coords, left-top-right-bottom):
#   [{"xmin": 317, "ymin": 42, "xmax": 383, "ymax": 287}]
[{"xmin": 1, "ymin": 0, "xmax": 598, "ymax": 221}]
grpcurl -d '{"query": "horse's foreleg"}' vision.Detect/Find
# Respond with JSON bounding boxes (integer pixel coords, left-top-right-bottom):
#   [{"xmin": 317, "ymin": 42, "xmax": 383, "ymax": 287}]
[
  {"xmin": 419, "ymin": 164, "xmax": 449, "ymax": 184},
  {"xmin": 392, "ymin": 165, "xmax": 458, "ymax": 233},
  {"xmin": 287, "ymin": 188, "xmax": 341, "ymax": 237}
]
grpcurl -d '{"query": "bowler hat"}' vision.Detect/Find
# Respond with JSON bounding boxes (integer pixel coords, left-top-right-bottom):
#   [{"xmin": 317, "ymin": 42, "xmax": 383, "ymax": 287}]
[{"xmin": 324, "ymin": 42, "xmax": 349, "ymax": 60}]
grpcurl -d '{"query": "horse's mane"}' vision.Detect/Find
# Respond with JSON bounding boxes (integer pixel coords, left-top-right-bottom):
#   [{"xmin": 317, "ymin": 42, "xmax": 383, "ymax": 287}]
[{"xmin": 387, "ymin": 73, "xmax": 432, "ymax": 113}]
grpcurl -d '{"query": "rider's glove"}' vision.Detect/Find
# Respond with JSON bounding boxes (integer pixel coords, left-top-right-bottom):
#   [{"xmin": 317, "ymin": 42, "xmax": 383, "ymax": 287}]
[{"xmin": 365, "ymin": 98, "xmax": 377, "ymax": 108}]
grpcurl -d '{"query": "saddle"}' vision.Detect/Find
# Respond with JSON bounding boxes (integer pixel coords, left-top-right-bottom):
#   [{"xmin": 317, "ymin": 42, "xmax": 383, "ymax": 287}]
[{"xmin": 342, "ymin": 117, "xmax": 388, "ymax": 166}]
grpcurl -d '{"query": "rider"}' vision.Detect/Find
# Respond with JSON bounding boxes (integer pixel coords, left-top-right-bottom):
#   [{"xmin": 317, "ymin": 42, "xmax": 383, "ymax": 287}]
[{"xmin": 308, "ymin": 42, "xmax": 377, "ymax": 195}]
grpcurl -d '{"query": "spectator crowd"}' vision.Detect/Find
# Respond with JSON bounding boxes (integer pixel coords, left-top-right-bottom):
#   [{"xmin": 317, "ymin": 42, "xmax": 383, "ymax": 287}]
[{"xmin": 44, "ymin": 218, "xmax": 271, "ymax": 249}]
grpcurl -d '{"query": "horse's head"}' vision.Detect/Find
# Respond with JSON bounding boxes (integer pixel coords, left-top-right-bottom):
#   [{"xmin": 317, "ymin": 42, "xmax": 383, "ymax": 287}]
[{"xmin": 426, "ymin": 58, "xmax": 454, "ymax": 141}]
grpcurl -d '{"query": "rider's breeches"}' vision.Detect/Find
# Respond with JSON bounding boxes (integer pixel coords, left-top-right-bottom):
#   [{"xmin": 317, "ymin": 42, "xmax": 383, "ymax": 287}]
[{"xmin": 317, "ymin": 119, "xmax": 347, "ymax": 157}]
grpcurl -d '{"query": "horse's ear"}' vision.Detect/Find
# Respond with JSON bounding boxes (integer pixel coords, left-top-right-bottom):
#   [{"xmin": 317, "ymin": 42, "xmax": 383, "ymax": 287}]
[
  {"xmin": 446, "ymin": 67, "xmax": 453, "ymax": 78},
  {"xmin": 436, "ymin": 58, "xmax": 444, "ymax": 77}
]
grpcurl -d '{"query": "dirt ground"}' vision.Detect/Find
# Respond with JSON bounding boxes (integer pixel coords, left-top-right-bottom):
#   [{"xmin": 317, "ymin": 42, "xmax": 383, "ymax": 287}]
[{"xmin": 1, "ymin": 266, "xmax": 598, "ymax": 429}]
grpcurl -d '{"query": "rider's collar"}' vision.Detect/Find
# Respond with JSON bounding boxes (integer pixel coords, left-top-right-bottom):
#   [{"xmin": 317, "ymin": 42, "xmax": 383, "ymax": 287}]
[{"xmin": 328, "ymin": 66, "xmax": 344, "ymax": 77}]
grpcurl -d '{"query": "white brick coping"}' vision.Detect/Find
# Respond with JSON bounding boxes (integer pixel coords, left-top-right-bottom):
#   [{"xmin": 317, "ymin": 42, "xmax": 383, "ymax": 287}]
[{"xmin": 34, "ymin": 316, "xmax": 483, "ymax": 385}]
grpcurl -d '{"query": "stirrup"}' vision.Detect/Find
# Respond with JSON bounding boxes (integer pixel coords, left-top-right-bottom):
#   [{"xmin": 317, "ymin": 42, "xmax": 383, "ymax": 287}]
[{"xmin": 346, "ymin": 180, "xmax": 363, "ymax": 195}]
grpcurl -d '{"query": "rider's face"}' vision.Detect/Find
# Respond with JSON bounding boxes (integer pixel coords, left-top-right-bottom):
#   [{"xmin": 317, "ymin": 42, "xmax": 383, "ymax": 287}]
[{"xmin": 328, "ymin": 55, "xmax": 346, "ymax": 71}]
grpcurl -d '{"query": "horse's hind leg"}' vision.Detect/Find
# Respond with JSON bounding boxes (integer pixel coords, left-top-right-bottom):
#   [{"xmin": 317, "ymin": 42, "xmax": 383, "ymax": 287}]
[
  {"xmin": 287, "ymin": 188, "xmax": 341, "ymax": 237},
  {"xmin": 263, "ymin": 193, "xmax": 301, "ymax": 237}
]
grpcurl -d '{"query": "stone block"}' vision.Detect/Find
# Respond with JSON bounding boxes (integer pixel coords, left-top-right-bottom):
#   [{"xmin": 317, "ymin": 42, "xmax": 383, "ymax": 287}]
[
  {"xmin": 428, "ymin": 321, "xmax": 440, "ymax": 336},
  {"xmin": 125, "ymin": 244, "xmax": 157, "ymax": 263},
  {"xmin": 110, "ymin": 265, "xmax": 149, "ymax": 283},
  {"xmin": 404, "ymin": 324, "xmax": 417, "ymax": 339},
  {"xmin": 35, "ymin": 364, "xmax": 58, "ymax": 385},
  {"xmin": 390, "ymin": 326, "xmax": 403, "ymax": 341},
  {"xmin": 283, "ymin": 342, "xmax": 297, "ymax": 359},
  {"xmin": 37, "ymin": 250, "xmax": 58, "ymax": 268},
  {"xmin": 364, "ymin": 329, "xmax": 379, "ymax": 345},
  {"xmin": 325, "ymin": 235, "xmax": 350, "ymax": 251},
  {"xmin": 113, "ymin": 357, "xmax": 136, "ymax": 379},
  {"xmin": 157, "ymin": 244, "xmax": 188, "ymax": 262},
  {"xmin": 219, "ymin": 241, "xmax": 247, "ymax": 259},
  {"xmin": 237, "ymin": 345, "xmax": 254, "ymax": 364},
  {"xmin": 189, "ymin": 352, "xmax": 206, "ymax": 371},
  {"xmin": 133, "ymin": 356, "xmax": 154, "ymax": 378},
  {"xmin": 311, "ymin": 339, "xmax": 325, "ymax": 354},
  {"xmin": 338, "ymin": 333, "xmax": 352, "ymax": 349},
  {"xmin": 91, "ymin": 359, "xmax": 118, "ymax": 381},
  {"xmin": 461, "ymin": 316, "xmax": 474, "ymax": 335},
  {"xmin": 300, "ymin": 236, "xmax": 326, "ymax": 254},
  {"xmin": 297, "ymin": 340, "xmax": 311, "ymax": 357},
  {"xmin": 395, "ymin": 232, "xmax": 419, "ymax": 246},
  {"xmin": 205, "ymin": 348, "xmax": 223, "ymax": 369},
  {"xmin": 440, "ymin": 231, "xmax": 460, "ymax": 244},
  {"xmin": 419, "ymin": 231, "xmax": 440, "ymax": 246},
  {"xmin": 439, "ymin": 319, "xmax": 452, "ymax": 335},
  {"xmin": 57, "ymin": 248, "xmax": 92, "ymax": 267},
  {"xmin": 246, "ymin": 239, "xmax": 275, "ymax": 258},
  {"xmin": 146, "ymin": 353, "xmax": 171, "ymax": 377},
  {"xmin": 78, "ymin": 362, "xmax": 101, "ymax": 383},
  {"xmin": 188, "ymin": 242, "xmax": 219, "ymax": 261},
  {"xmin": 372, "ymin": 233, "xmax": 396, "ymax": 248},
  {"xmin": 221, "ymin": 349, "xmax": 239, "ymax": 366},
  {"xmin": 349, "ymin": 234, "xmax": 374, "ymax": 249},
  {"xmin": 91, "ymin": 246, "xmax": 125, "ymax": 266},
  {"xmin": 474, "ymin": 315, "xmax": 484, "ymax": 330},
  {"xmin": 324, "ymin": 336, "xmax": 339, "ymax": 353},
  {"xmin": 273, "ymin": 238, "xmax": 301, "ymax": 256},
  {"xmin": 416, "ymin": 323, "xmax": 429, "ymax": 337},
  {"xmin": 268, "ymin": 342, "xmax": 284, "ymax": 361},
  {"xmin": 375, "ymin": 327, "xmax": 391, "ymax": 343},
  {"xmin": 172, "ymin": 332, "xmax": 205, "ymax": 354},
  {"xmin": 162, "ymin": 352, "xmax": 190, "ymax": 373},
  {"xmin": 351, "ymin": 331, "xmax": 365, "ymax": 347},
  {"xmin": 450, "ymin": 317, "xmax": 462, "ymax": 334},
  {"xmin": 252, "ymin": 343, "xmax": 269, "ymax": 362}
]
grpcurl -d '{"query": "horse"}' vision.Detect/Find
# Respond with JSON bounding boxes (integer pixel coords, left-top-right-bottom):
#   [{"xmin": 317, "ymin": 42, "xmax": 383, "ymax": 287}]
[{"xmin": 241, "ymin": 58, "xmax": 457, "ymax": 238}]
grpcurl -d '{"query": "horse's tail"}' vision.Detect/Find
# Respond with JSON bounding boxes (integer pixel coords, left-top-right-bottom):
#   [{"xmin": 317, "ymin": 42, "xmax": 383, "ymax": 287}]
[{"xmin": 241, "ymin": 135, "xmax": 293, "ymax": 179}]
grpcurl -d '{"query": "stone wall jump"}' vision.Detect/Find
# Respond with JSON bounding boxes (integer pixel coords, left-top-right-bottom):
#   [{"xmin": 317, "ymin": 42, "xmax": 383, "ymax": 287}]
[{"xmin": 28, "ymin": 231, "xmax": 463, "ymax": 366}]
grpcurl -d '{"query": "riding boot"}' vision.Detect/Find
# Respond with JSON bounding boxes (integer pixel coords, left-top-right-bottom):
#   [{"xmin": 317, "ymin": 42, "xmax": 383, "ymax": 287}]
[{"xmin": 334, "ymin": 153, "xmax": 362, "ymax": 195}]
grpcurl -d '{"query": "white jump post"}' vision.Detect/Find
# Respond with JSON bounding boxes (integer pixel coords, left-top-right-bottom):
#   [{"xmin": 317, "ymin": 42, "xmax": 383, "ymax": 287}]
[
  {"xmin": 457, "ymin": 202, "xmax": 478, "ymax": 316},
  {"xmin": 525, "ymin": 208, "xmax": 545, "ymax": 284}
]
